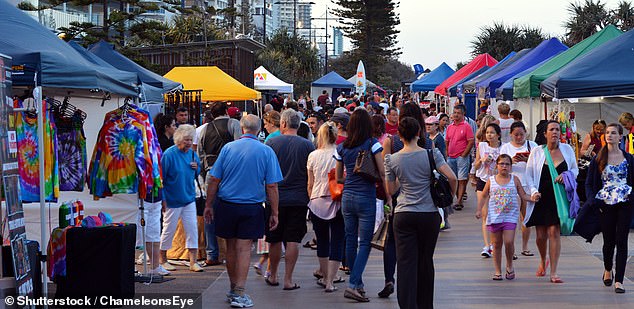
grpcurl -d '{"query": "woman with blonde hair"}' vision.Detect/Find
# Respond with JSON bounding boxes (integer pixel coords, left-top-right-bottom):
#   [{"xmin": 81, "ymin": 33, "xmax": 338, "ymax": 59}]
[{"xmin": 307, "ymin": 122, "xmax": 345, "ymax": 293}]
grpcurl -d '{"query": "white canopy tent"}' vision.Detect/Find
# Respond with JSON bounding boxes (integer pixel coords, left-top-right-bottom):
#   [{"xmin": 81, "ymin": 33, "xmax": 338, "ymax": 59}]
[{"xmin": 254, "ymin": 66, "xmax": 293, "ymax": 93}]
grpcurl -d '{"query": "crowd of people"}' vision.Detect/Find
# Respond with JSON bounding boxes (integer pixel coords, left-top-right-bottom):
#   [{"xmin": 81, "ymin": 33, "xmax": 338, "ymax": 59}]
[{"xmin": 146, "ymin": 93, "xmax": 633, "ymax": 308}]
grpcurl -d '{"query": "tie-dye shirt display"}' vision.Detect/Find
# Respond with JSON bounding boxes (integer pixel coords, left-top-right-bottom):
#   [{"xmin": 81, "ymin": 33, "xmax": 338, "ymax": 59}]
[
  {"xmin": 15, "ymin": 99, "xmax": 59, "ymax": 202},
  {"xmin": 55, "ymin": 110, "xmax": 87, "ymax": 192},
  {"xmin": 88, "ymin": 104, "xmax": 162, "ymax": 200}
]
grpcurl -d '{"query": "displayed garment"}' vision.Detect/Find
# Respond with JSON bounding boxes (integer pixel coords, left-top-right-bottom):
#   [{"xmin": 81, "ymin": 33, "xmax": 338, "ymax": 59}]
[
  {"xmin": 54, "ymin": 107, "xmax": 87, "ymax": 192},
  {"xmin": 15, "ymin": 98, "xmax": 59, "ymax": 203},
  {"xmin": 88, "ymin": 103, "xmax": 162, "ymax": 199}
]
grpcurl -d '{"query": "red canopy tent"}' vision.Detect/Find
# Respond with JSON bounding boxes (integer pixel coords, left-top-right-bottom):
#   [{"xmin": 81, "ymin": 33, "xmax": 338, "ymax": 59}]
[{"xmin": 434, "ymin": 53, "xmax": 498, "ymax": 96}]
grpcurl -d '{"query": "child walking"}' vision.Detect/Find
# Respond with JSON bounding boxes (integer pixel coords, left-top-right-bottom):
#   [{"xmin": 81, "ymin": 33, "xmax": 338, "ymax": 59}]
[{"xmin": 476, "ymin": 154, "xmax": 538, "ymax": 280}]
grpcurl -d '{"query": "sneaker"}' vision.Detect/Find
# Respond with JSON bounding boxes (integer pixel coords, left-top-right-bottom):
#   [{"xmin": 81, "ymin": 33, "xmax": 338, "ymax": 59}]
[
  {"xmin": 136, "ymin": 253, "xmax": 150, "ymax": 265},
  {"xmin": 226, "ymin": 291, "xmax": 238, "ymax": 303},
  {"xmin": 161, "ymin": 262, "xmax": 176, "ymax": 271},
  {"xmin": 149, "ymin": 265, "xmax": 170, "ymax": 276},
  {"xmin": 190, "ymin": 263, "xmax": 204, "ymax": 272},
  {"xmin": 481, "ymin": 246, "xmax": 492, "ymax": 258},
  {"xmin": 230, "ymin": 294, "xmax": 254, "ymax": 308}
]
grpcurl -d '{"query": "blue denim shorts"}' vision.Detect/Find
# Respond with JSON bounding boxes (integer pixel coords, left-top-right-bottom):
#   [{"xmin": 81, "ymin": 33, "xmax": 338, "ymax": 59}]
[{"xmin": 447, "ymin": 156, "xmax": 471, "ymax": 180}]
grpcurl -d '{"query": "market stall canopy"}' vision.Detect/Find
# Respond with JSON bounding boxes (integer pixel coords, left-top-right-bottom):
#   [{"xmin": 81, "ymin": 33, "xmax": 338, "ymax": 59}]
[
  {"xmin": 254, "ymin": 66, "xmax": 293, "ymax": 93},
  {"xmin": 312, "ymin": 71, "xmax": 354, "ymax": 88},
  {"xmin": 89, "ymin": 40, "xmax": 181, "ymax": 93},
  {"xmin": 476, "ymin": 38, "xmax": 568, "ymax": 98},
  {"xmin": 67, "ymin": 41, "xmax": 139, "ymax": 92},
  {"xmin": 165, "ymin": 66, "xmax": 261, "ymax": 101},
  {"xmin": 496, "ymin": 58, "xmax": 552, "ymax": 100},
  {"xmin": 461, "ymin": 51, "xmax": 524, "ymax": 94},
  {"xmin": 410, "ymin": 62, "xmax": 454, "ymax": 92},
  {"xmin": 0, "ymin": 1, "xmax": 138, "ymax": 96},
  {"xmin": 541, "ymin": 27, "xmax": 634, "ymax": 99},
  {"xmin": 434, "ymin": 54, "xmax": 498, "ymax": 96},
  {"xmin": 514, "ymin": 25, "xmax": 622, "ymax": 98},
  {"xmin": 448, "ymin": 66, "xmax": 490, "ymax": 97}
]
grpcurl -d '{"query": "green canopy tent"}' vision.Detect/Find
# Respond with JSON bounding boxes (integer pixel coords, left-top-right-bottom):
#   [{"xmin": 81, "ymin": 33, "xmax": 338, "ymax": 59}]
[{"xmin": 513, "ymin": 25, "xmax": 622, "ymax": 98}]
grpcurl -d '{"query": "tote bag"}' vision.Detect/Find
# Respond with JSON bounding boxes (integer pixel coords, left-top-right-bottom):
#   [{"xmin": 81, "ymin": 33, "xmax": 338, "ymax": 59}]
[{"xmin": 543, "ymin": 145, "xmax": 575, "ymax": 235}]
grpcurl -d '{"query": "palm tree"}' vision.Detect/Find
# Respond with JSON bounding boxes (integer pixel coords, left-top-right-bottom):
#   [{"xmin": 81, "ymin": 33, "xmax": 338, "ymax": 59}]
[
  {"xmin": 563, "ymin": 0, "xmax": 610, "ymax": 46},
  {"xmin": 610, "ymin": 0, "xmax": 634, "ymax": 31},
  {"xmin": 470, "ymin": 22, "xmax": 546, "ymax": 60}
]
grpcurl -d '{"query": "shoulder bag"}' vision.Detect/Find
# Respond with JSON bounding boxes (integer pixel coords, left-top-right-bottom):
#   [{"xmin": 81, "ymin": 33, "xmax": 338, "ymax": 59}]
[
  {"xmin": 427, "ymin": 149, "xmax": 453, "ymax": 208},
  {"xmin": 353, "ymin": 142, "xmax": 381, "ymax": 182},
  {"xmin": 328, "ymin": 168, "xmax": 344, "ymax": 201}
]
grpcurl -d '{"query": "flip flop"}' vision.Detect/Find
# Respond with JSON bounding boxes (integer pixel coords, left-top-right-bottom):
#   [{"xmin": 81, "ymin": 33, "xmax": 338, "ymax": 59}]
[
  {"xmin": 492, "ymin": 274, "xmax": 503, "ymax": 281},
  {"xmin": 550, "ymin": 276, "xmax": 564, "ymax": 284},
  {"xmin": 313, "ymin": 271, "xmax": 323, "ymax": 279},
  {"xmin": 521, "ymin": 250, "xmax": 534, "ymax": 256},
  {"xmin": 333, "ymin": 277, "xmax": 346, "ymax": 283},
  {"xmin": 325, "ymin": 286, "xmax": 338, "ymax": 293},
  {"xmin": 283, "ymin": 284, "xmax": 301, "ymax": 290},
  {"xmin": 316, "ymin": 279, "xmax": 326, "ymax": 288},
  {"xmin": 265, "ymin": 277, "xmax": 279, "ymax": 286},
  {"xmin": 536, "ymin": 260, "xmax": 549, "ymax": 277},
  {"xmin": 506, "ymin": 270, "xmax": 515, "ymax": 280}
]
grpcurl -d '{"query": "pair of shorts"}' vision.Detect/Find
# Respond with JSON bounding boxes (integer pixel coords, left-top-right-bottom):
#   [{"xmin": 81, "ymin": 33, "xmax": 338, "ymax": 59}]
[
  {"xmin": 476, "ymin": 178, "xmax": 487, "ymax": 192},
  {"xmin": 487, "ymin": 222, "xmax": 517, "ymax": 233},
  {"xmin": 214, "ymin": 199, "xmax": 265, "ymax": 240},
  {"xmin": 136, "ymin": 200, "xmax": 162, "ymax": 244},
  {"xmin": 265, "ymin": 206, "xmax": 308, "ymax": 244},
  {"xmin": 448, "ymin": 156, "xmax": 471, "ymax": 180}
]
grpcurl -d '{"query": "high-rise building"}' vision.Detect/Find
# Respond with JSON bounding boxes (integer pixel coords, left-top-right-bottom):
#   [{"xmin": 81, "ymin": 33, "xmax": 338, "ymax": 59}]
[
  {"xmin": 271, "ymin": 1, "xmax": 311, "ymax": 40},
  {"xmin": 252, "ymin": 0, "xmax": 275, "ymax": 41},
  {"xmin": 333, "ymin": 27, "xmax": 343, "ymax": 57}
]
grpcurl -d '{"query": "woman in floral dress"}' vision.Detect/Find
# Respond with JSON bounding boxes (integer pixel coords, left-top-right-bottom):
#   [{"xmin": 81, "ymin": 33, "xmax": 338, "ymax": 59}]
[{"xmin": 585, "ymin": 123, "xmax": 634, "ymax": 294}]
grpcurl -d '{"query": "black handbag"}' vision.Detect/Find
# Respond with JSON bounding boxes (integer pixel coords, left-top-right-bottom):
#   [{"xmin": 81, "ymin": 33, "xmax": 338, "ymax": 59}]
[
  {"xmin": 353, "ymin": 147, "xmax": 381, "ymax": 182},
  {"xmin": 427, "ymin": 149, "xmax": 453, "ymax": 208}
]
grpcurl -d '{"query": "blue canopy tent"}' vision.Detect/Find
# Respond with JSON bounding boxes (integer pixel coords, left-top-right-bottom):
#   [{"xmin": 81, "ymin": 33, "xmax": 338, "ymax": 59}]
[
  {"xmin": 410, "ymin": 63, "xmax": 454, "ymax": 92},
  {"xmin": 0, "ymin": 1, "xmax": 138, "ymax": 96},
  {"xmin": 67, "ymin": 41, "xmax": 139, "ymax": 92},
  {"xmin": 476, "ymin": 38, "xmax": 568, "ymax": 98},
  {"xmin": 496, "ymin": 57, "xmax": 554, "ymax": 101},
  {"xmin": 541, "ymin": 28, "xmax": 634, "ymax": 99},
  {"xmin": 89, "ymin": 40, "xmax": 181, "ymax": 101},
  {"xmin": 311, "ymin": 71, "xmax": 354, "ymax": 102},
  {"xmin": 461, "ymin": 51, "xmax": 526, "ymax": 96},
  {"xmin": 448, "ymin": 66, "xmax": 490, "ymax": 97}
]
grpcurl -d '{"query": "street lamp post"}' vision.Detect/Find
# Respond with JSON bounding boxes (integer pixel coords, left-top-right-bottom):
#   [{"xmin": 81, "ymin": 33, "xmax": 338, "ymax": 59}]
[{"xmin": 311, "ymin": 6, "xmax": 343, "ymax": 74}]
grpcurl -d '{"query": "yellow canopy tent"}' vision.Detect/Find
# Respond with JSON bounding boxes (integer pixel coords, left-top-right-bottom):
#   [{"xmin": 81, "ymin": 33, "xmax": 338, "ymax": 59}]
[{"xmin": 164, "ymin": 66, "xmax": 261, "ymax": 101}]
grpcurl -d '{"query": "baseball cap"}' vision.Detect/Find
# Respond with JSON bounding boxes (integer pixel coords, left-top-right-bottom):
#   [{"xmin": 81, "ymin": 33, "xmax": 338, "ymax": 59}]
[
  {"xmin": 330, "ymin": 113, "xmax": 350, "ymax": 128},
  {"xmin": 334, "ymin": 107, "xmax": 348, "ymax": 114},
  {"xmin": 228, "ymin": 107, "xmax": 241, "ymax": 118},
  {"xmin": 425, "ymin": 115, "xmax": 439, "ymax": 124}
]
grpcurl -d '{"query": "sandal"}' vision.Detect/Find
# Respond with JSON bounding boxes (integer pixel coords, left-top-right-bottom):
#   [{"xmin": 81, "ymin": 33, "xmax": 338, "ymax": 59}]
[
  {"xmin": 492, "ymin": 274, "xmax": 503, "ymax": 281},
  {"xmin": 536, "ymin": 260, "xmax": 549, "ymax": 277},
  {"xmin": 505, "ymin": 270, "xmax": 515, "ymax": 280},
  {"xmin": 316, "ymin": 279, "xmax": 326, "ymax": 288},
  {"xmin": 344, "ymin": 288, "xmax": 369, "ymax": 302},
  {"xmin": 313, "ymin": 271, "xmax": 323, "ymax": 279},
  {"xmin": 550, "ymin": 276, "xmax": 564, "ymax": 284},
  {"xmin": 333, "ymin": 276, "xmax": 346, "ymax": 283},
  {"xmin": 325, "ymin": 286, "xmax": 338, "ymax": 293},
  {"xmin": 521, "ymin": 250, "xmax": 534, "ymax": 256}
]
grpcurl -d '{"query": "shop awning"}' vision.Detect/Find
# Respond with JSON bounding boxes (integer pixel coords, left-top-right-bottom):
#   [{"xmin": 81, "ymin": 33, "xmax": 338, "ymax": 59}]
[
  {"xmin": 541, "ymin": 27, "xmax": 634, "ymax": 99},
  {"xmin": 513, "ymin": 25, "xmax": 622, "ymax": 98},
  {"xmin": 0, "ymin": 1, "xmax": 138, "ymax": 96},
  {"xmin": 165, "ymin": 66, "xmax": 261, "ymax": 101}
]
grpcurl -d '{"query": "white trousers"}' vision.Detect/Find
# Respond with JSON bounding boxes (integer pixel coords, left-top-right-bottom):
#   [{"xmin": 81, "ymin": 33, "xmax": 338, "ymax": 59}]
[
  {"xmin": 136, "ymin": 201, "xmax": 163, "ymax": 246},
  {"xmin": 159, "ymin": 202, "xmax": 198, "ymax": 250}
]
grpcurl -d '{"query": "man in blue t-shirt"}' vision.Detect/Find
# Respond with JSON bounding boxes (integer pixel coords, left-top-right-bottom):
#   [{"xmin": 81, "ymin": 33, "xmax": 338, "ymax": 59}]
[
  {"xmin": 265, "ymin": 109, "xmax": 315, "ymax": 290},
  {"xmin": 203, "ymin": 114, "xmax": 283, "ymax": 308}
]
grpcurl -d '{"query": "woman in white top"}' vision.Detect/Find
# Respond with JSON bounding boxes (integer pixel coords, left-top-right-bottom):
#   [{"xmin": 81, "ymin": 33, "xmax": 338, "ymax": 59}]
[
  {"xmin": 525, "ymin": 120, "xmax": 578, "ymax": 284},
  {"xmin": 307, "ymin": 122, "xmax": 345, "ymax": 293},
  {"xmin": 500, "ymin": 121, "xmax": 538, "ymax": 257},
  {"xmin": 474, "ymin": 123, "xmax": 501, "ymax": 258}
]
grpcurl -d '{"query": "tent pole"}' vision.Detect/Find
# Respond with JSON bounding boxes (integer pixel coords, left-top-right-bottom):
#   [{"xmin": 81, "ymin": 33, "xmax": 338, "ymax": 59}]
[
  {"xmin": 35, "ymin": 84, "xmax": 48, "ymax": 300},
  {"xmin": 529, "ymin": 97, "xmax": 533, "ymax": 138}
]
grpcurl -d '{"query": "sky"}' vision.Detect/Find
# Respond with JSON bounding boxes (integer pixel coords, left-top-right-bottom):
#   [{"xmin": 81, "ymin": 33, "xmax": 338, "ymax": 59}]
[{"xmin": 311, "ymin": 0, "xmax": 625, "ymax": 71}]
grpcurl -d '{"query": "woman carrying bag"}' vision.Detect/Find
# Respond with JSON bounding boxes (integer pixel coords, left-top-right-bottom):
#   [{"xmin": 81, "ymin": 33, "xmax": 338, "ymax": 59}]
[
  {"xmin": 584, "ymin": 123, "xmax": 634, "ymax": 293},
  {"xmin": 384, "ymin": 117, "xmax": 457, "ymax": 309},
  {"xmin": 525, "ymin": 120, "xmax": 578, "ymax": 284}
]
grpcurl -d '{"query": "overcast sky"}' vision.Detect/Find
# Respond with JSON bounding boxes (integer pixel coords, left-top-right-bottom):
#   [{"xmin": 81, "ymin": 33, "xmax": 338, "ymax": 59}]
[{"xmin": 311, "ymin": 0, "xmax": 625, "ymax": 71}]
